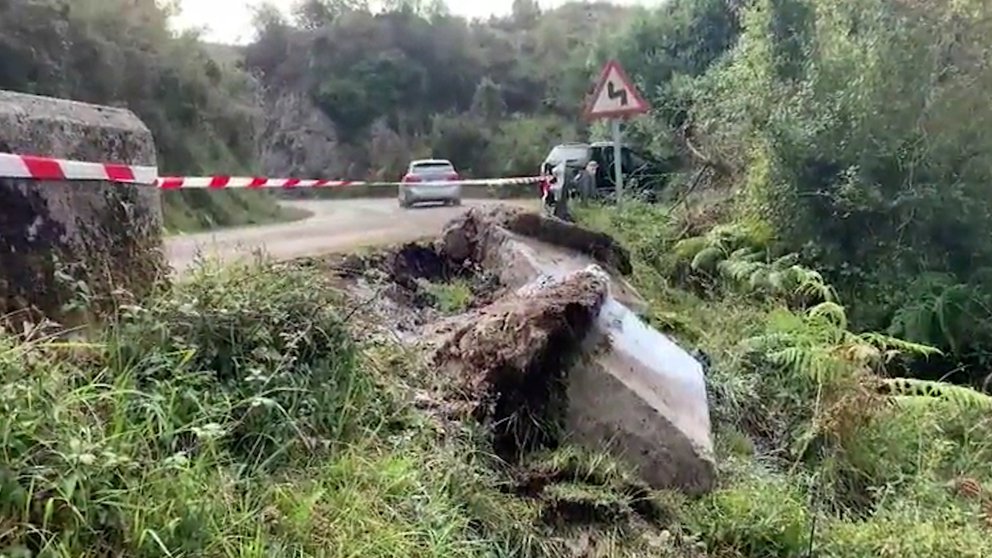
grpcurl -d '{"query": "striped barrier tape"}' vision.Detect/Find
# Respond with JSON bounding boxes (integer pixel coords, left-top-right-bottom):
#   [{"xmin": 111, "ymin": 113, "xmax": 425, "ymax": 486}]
[{"xmin": 0, "ymin": 152, "xmax": 542, "ymax": 189}]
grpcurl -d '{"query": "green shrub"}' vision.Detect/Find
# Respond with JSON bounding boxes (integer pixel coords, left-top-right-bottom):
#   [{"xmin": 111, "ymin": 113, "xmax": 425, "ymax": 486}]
[
  {"xmin": 685, "ymin": 462, "xmax": 810, "ymax": 557},
  {"xmin": 105, "ymin": 258, "xmax": 379, "ymax": 464},
  {"xmin": 421, "ymin": 279, "xmax": 475, "ymax": 314},
  {"xmin": 820, "ymin": 500, "xmax": 992, "ymax": 558}
]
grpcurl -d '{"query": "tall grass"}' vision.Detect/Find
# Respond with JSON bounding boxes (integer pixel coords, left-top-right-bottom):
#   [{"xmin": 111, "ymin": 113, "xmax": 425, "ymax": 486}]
[
  {"xmin": 576, "ymin": 202, "xmax": 992, "ymax": 557},
  {"xmin": 0, "ymin": 259, "xmax": 488, "ymax": 556},
  {"xmin": 0, "ymin": 256, "xmax": 692, "ymax": 558}
]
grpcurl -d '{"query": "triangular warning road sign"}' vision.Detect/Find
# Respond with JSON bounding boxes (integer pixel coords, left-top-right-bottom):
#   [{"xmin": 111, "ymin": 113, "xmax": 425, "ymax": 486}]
[{"xmin": 584, "ymin": 60, "xmax": 650, "ymax": 120}]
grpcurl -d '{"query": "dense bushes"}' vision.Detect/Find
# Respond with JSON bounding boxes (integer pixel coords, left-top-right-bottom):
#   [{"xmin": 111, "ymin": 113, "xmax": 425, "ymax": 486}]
[
  {"xmin": 0, "ymin": 261, "xmax": 384, "ymax": 554},
  {"xmin": 607, "ymin": 0, "xmax": 992, "ymax": 378},
  {"xmin": 577, "ymin": 201, "xmax": 992, "ymax": 556}
]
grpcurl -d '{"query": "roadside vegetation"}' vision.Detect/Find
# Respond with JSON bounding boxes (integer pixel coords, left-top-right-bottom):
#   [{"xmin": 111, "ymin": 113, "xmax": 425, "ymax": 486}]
[
  {"xmin": 161, "ymin": 191, "xmax": 311, "ymax": 234},
  {"xmin": 577, "ymin": 202, "xmax": 992, "ymax": 556},
  {"xmin": 4, "ymin": 0, "xmax": 992, "ymax": 555},
  {"xmin": 0, "ymin": 258, "xmax": 700, "ymax": 557}
]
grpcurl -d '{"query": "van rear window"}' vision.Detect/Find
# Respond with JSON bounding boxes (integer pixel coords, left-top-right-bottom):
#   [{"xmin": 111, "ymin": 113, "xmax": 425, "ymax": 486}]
[{"xmin": 547, "ymin": 146, "xmax": 589, "ymax": 163}]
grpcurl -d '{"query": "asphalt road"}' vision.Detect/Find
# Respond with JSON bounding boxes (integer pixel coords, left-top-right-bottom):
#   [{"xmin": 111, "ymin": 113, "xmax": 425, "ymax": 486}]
[{"xmin": 165, "ymin": 198, "xmax": 538, "ymax": 272}]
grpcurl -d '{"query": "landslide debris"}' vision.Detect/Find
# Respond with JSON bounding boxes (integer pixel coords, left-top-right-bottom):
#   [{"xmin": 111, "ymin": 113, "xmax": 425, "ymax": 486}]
[
  {"xmin": 319, "ymin": 241, "xmax": 502, "ymax": 337},
  {"xmin": 440, "ymin": 205, "xmax": 633, "ymax": 276},
  {"xmin": 427, "ymin": 267, "xmax": 609, "ymax": 459},
  {"xmin": 315, "ymin": 205, "xmax": 713, "ymax": 557}
]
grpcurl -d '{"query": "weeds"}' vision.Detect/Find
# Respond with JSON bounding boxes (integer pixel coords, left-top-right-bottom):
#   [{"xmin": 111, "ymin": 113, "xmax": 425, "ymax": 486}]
[
  {"xmin": 577, "ymin": 201, "xmax": 992, "ymax": 557},
  {"xmin": 420, "ymin": 278, "xmax": 475, "ymax": 314},
  {"xmin": 8, "ymin": 199, "xmax": 992, "ymax": 556},
  {"xmin": 0, "ymin": 255, "xmax": 679, "ymax": 557}
]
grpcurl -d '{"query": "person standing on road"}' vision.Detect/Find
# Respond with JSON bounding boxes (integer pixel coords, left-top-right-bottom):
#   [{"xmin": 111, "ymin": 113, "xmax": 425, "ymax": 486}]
[
  {"xmin": 574, "ymin": 160, "xmax": 598, "ymax": 203},
  {"xmin": 539, "ymin": 162, "xmax": 554, "ymax": 208},
  {"xmin": 550, "ymin": 160, "xmax": 573, "ymax": 221}
]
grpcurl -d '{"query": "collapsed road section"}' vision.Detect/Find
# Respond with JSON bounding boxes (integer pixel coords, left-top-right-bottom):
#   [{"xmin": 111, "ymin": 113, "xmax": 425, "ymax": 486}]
[{"xmin": 327, "ymin": 205, "xmax": 716, "ymax": 496}]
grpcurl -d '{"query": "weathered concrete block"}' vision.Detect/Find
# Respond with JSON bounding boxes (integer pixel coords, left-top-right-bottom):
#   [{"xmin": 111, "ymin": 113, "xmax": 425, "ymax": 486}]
[
  {"xmin": 567, "ymin": 295, "xmax": 716, "ymax": 495},
  {"xmin": 0, "ymin": 90, "xmax": 164, "ymax": 323}
]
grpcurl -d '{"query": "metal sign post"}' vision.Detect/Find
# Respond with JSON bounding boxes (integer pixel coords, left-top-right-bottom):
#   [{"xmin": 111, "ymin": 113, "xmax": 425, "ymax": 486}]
[
  {"xmin": 583, "ymin": 60, "xmax": 651, "ymax": 205},
  {"xmin": 612, "ymin": 119, "xmax": 623, "ymax": 203}
]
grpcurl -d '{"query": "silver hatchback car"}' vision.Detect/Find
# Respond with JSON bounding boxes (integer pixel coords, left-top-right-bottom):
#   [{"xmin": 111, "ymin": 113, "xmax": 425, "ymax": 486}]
[{"xmin": 398, "ymin": 159, "xmax": 462, "ymax": 208}]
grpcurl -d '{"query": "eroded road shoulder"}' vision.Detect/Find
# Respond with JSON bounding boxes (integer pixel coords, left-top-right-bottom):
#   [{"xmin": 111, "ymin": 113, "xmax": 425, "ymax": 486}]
[{"xmin": 165, "ymin": 198, "xmax": 538, "ymax": 273}]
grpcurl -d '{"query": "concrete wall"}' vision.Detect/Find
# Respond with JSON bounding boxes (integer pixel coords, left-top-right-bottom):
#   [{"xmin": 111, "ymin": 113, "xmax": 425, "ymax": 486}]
[{"xmin": 0, "ymin": 90, "xmax": 164, "ymax": 324}]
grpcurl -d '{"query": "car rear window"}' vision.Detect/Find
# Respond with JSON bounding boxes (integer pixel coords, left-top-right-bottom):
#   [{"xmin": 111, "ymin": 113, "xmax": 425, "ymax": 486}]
[
  {"xmin": 547, "ymin": 145, "xmax": 589, "ymax": 164},
  {"xmin": 412, "ymin": 161, "xmax": 455, "ymax": 172}
]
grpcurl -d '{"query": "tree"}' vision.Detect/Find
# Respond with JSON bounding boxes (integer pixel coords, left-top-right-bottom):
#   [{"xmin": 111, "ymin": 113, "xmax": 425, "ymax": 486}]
[
  {"xmin": 511, "ymin": 0, "xmax": 541, "ymax": 27},
  {"xmin": 292, "ymin": 0, "xmax": 368, "ymax": 28},
  {"xmin": 470, "ymin": 77, "xmax": 506, "ymax": 122}
]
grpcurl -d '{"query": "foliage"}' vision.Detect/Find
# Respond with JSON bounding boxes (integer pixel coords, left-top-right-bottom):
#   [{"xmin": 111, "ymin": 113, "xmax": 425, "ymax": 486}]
[
  {"xmin": 0, "ymin": 0, "xmax": 297, "ymax": 232},
  {"xmin": 106, "ymin": 259, "xmax": 380, "ymax": 462},
  {"xmin": 674, "ymin": 222, "xmax": 836, "ymax": 306},
  {"xmin": 660, "ymin": 0, "xmax": 992, "ymax": 366},
  {"xmin": 0, "ymin": 260, "xmax": 381, "ymax": 554},
  {"xmin": 420, "ymin": 278, "xmax": 474, "ymax": 314},
  {"xmin": 685, "ymin": 461, "xmax": 810, "ymax": 556},
  {"xmin": 0, "ymin": 254, "xmax": 714, "ymax": 556},
  {"xmin": 244, "ymin": 1, "xmax": 631, "ymax": 180},
  {"xmin": 577, "ymin": 201, "xmax": 992, "ymax": 556},
  {"xmin": 742, "ymin": 303, "xmax": 940, "ymax": 383}
]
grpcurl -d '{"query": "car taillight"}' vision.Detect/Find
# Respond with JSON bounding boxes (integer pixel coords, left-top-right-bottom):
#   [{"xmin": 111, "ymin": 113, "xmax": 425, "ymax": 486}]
[
  {"xmin": 402, "ymin": 174, "xmax": 421, "ymax": 183},
  {"xmin": 446, "ymin": 172, "xmax": 460, "ymax": 181}
]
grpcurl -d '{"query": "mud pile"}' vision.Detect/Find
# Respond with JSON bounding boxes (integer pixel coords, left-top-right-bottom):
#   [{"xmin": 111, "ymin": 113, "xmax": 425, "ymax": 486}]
[
  {"xmin": 428, "ymin": 267, "xmax": 609, "ymax": 458},
  {"xmin": 329, "ymin": 205, "xmax": 716, "ymax": 496}
]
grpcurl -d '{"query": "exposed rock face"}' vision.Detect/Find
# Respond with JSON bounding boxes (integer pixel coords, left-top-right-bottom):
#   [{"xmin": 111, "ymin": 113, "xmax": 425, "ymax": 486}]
[
  {"xmin": 0, "ymin": 90, "xmax": 164, "ymax": 324},
  {"xmin": 258, "ymin": 92, "xmax": 349, "ymax": 178},
  {"xmin": 435, "ymin": 206, "xmax": 716, "ymax": 495}
]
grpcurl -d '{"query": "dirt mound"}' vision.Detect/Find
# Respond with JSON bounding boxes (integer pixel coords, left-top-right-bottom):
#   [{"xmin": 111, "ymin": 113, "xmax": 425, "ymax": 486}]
[
  {"xmin": 324, "ymin": 241, "xmax": 501, "ymax": 312},
  {"xmin": 323, "ymin": 205, "xmax": 713, "ymax": 498},
  {"xmin": 428, "ymin": 268, "xmax": 610, "ymax": 458},
  {"xmin": 440, "ymin": 205, "xmax": 633, "ymax": 276}
]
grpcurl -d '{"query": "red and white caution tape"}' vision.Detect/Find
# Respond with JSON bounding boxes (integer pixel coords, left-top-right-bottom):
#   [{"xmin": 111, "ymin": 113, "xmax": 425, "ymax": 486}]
[
  {"xmin": 0, "ymin": 152, "xmax": 541, "ymax": 189},
  {"xmin": 156, "ymin": 175, "xmax": 540, "ymax": 189},
  {"xmin": 156, "ymin": 176, "xmax": 358, "ymax": 189},
  {"xmin": 0, "ymin": 152, "xmax": 157, "ymax": 184}
]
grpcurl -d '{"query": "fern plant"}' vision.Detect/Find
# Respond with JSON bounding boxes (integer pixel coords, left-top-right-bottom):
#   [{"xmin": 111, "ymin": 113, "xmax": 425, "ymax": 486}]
[
  {"xmin": 745, "ymin": 302, "xmax": 991, "ymax": 430},
  {"xmin": 742, "ymin": 302, "xmax": 940, "ymax": 384},
  {"xmin": 887, "ymin": 271, "xmax": 992, "ymax": 357},
  {"xmin": 883, "ymin": 378, "xmax": 992, "ymax": 411},
  {"xmin": 673, "ymin": 221, "xmax": 835, "ymax": 306}
]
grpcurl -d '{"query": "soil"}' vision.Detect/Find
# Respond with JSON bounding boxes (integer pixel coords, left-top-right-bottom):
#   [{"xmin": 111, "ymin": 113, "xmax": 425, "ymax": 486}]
[
  {"xmin": 313, "ymin": 208, "xmax": 706, "ymax": 557},
  {"xmin": 428, "ymin": 269, "xmax": 609, "ymax": 459},
  {"xmin": 321, "ymin": 206, "xmax": 638, "ymax": 461},
  {"xmin": 441, "ymin": 205, "xmax": 633, "ymax": 276},
  {"xmin": 319, "ymin": 240, "xmax": 503, "ymax": 340}
]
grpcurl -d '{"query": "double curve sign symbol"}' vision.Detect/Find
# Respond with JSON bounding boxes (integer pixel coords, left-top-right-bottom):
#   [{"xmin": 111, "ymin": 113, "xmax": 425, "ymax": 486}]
[{"xmin": 607, "ymin": 81, "xmax": 628, "ymax": 106}]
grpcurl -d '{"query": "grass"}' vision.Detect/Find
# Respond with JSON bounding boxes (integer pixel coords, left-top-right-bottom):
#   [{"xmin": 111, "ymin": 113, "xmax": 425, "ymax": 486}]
[
  {"xmin": 162, "ymin": 190, "xmax": 311, "ymax": 234},
  {"xmin": 420, "ymin": 278, "xmax": 475, "ymax": 314},
  {"xmin": 575, "ymin": 201, "xmax": 992, "ymax": 557},
  {"xmin": 0, "ymin": 255, "xmax": 697, "ymax": 557},
  {"xmin": 6, "ymin": 199, "xmax": 992, "ymax": 557}
]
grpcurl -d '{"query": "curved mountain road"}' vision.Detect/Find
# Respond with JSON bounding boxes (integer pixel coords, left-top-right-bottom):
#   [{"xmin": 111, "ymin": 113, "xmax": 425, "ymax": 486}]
[{"xmin": 166, "ymin": 198, "xmax": 538, "ymax": 273}]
